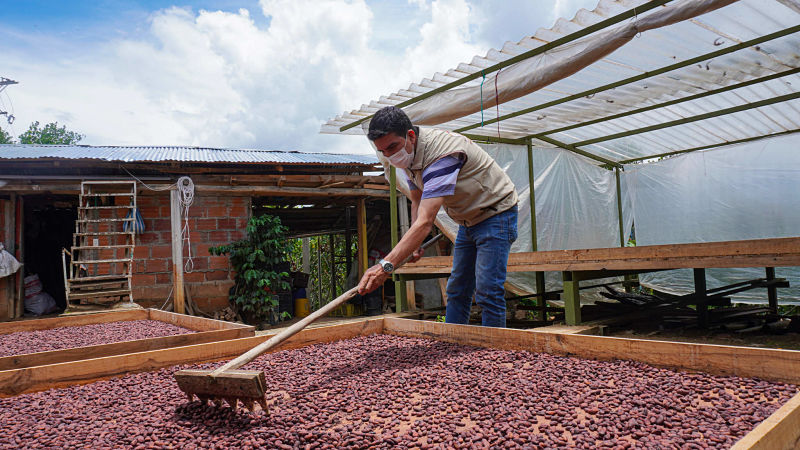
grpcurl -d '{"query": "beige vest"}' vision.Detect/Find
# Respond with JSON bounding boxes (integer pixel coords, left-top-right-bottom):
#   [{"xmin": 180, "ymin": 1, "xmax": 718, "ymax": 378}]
[{"xmin": 406, "ymin": 127, "xmax": 518, "ymax": 226}]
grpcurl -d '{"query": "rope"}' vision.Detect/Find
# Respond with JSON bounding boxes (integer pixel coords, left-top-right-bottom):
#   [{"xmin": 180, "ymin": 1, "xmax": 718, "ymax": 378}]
[
  {"xmin": 177, "ymin": 176, "xmax": 195, "ymax": 273},
  {"xmin": 121, "ymin": 166, "xmax": 176, "ymax": 191}
]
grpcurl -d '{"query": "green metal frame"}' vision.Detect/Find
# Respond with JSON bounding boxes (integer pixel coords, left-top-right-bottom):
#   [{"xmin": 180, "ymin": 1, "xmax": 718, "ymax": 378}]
[
  {"xmin": 339, "ymin": 0, "xmax": 673, "ymax": 133},
  {"xmin": 526, "ymin": 67, "xmax": 800, "ymax": 142},
  {"xmin": 527, "ymin": 139, "xmax": 547, "ymax": 321},
  {"xmin": 389, "ymin": 167, "xmax": 407, "ymax": 312},
  {"xmin": 455, "ymin": 25, "xmax": 800, "ymax": 136}
]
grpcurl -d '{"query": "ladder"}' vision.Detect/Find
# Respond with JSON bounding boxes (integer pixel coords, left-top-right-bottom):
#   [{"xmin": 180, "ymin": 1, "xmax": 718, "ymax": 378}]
[{"xmin": 64, "ymin": 181, "xmax": 137, "ymax": 308}]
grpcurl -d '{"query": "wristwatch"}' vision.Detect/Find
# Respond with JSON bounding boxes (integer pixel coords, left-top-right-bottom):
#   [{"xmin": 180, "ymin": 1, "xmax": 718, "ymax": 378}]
[{"xmin": 378, "ymin": 259, "xmax": 394, "ymax": 273}]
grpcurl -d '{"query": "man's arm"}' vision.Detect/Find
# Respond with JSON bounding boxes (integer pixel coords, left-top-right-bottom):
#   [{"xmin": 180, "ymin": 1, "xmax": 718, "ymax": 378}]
[{"xmin": 357, "ymin": 196, "xmax": 443, "ymax": 295}]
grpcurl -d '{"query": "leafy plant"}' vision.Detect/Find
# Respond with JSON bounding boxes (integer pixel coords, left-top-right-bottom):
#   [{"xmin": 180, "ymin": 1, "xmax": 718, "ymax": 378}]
[
  {"xmin": 210, "ymin": 215, "xmax": 291, "ymax": 323},
  {"xmin": 435, "ymin": 315, "xmax": 445, "ymax": 323},
  {"xmin": 19, "ymin": 121, "xmax": 83, "ymax": 145}
]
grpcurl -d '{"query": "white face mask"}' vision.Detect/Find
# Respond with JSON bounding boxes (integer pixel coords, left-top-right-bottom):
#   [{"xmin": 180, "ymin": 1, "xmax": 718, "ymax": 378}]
[{"xmin": 387, "ymin": 134, "xmax": 413, "ymax": 169}]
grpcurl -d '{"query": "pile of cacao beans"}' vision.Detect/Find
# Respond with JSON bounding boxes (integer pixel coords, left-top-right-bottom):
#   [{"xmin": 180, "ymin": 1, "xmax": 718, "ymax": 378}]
[
  {"xmin": 0, "ymin": 334, "xmax": 794, "ymax": 448},
  {"xmin": 0, "ymin": 320, "xmax": 196, "ymax": 357}
]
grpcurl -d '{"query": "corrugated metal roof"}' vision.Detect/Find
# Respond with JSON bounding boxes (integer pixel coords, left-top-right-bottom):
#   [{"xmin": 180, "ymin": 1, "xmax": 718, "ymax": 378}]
[
  {"xmin": 0, "ymin": 144, "xmax": 379, "ymax": 166},
  {"xmin": 322, "ymin": 0, "xmax": 800, "ymax": 164}
]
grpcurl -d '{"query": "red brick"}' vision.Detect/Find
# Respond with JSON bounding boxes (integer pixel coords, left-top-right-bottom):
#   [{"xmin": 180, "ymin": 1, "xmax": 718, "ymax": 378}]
[
  {"xmin": 135, "ymin": 260, "xmax": 146, "ymax": 273},
  {"xmin": 235, "ymin": 218, "xmax": 249, "ymax": 229},
  {"xmin": 206, "ymin": 206, "xmax": 228, "ymax": 217},
  {"xmin": 217, "ymin": 218, "xmax": 237, "ymax": 229},
  {"xmin": 205, "ymin": 270, "xmax": 229, "ymax": 281},
  {"xmin": 195, "ymin": 243, "xmax": 214, "ymax": 257},
  {"xmin": 146, "ymin": 258, "xmax": 169, "ymax": 272},
  {"xmin": 208, "ymin": 231, "xmax": 230, "ymax": 243},
  {"xmin": 229, "ymin": 229, "xmax": 246, "ymax": 241},
  {"xmin": 138, "ymin": 231, "xmax": 160, "ymax": 245},
  {"xmin": 132, "ymin": 273, "xmax": 156, "ymax": 287},
  {"xmin": 149, "ymin": 218, "xmax": 170, "ymax": 232},
  {"xmin": 228, "ymin": 205, "xmax": 249, "ymax": 218},
  {"xmin": 137, "ymin": 196, "xmax": 159, "ymax": 207},
  {"xmin": 184, "ymin": 271, "xmax": 205, "ymax": 283},
  {"xmin": 138, "ymin": 206, "xmax": 160, "ymax": 218},
  {"xmin": 208, "ymin": 256, "xmax": 230, "ymax": 270},
  {"xmin": 155, "ymin": 273, "xmax": 171, "ymax": 284},
  {"xmin": 189, "ymin": 257, "xmax": 208, "ymax": 271},
  {"xmin": 150, "ymin": 245, "xmax": 172, "ymax": 258},
  {"xmin": 196, "ymin": 218, "xmax": 217, "ymax": 231}
]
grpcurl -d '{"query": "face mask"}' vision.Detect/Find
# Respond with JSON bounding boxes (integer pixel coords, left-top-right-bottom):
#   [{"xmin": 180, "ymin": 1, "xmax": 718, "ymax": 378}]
[{"xmin": 387, "ymin": 134, "xmax": 413, "ymax": 169}]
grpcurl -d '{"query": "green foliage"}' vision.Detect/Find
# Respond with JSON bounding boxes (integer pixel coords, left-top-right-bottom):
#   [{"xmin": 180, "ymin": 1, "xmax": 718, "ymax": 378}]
[
  {"xmin": 435, "ymin": 315, "xmax": 445, "ymax": 323},
  {"xmin": 19, "ymin": 121, "xmax": 83, "ymax": 145},
  {"xmin": 0, "ymin": 126, "xmax": 12, "ymax": 144},
  {"xmin": 210, "ymin": 215, "xmax": 291, "ymax": 322},
  {"xmin": 286, "ymin": 233, "xmax": 355, "ymax": 311}
]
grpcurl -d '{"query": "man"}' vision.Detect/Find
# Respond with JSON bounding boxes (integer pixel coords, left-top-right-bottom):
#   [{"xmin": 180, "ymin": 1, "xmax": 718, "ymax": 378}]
[{"xmin": 357, "ymin": 106, "xmax": 518, "ymax": 327}]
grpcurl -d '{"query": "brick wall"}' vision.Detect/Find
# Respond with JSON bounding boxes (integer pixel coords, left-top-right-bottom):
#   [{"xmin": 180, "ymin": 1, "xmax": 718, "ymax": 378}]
[{"xmin": 131, "ymin": 194, "xmax": 250, "ymax": 312}]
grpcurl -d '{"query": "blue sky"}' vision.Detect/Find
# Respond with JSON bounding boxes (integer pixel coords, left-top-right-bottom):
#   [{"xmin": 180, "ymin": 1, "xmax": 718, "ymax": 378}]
[{"xmin": 0, "ymin": 0, "xmax": 598, "ymax": 154}]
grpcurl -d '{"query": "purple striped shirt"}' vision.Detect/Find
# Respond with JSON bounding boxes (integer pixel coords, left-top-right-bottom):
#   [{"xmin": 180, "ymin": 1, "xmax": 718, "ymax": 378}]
[{"xmin": 404, "ymin": 154, "xmax": 464, "ymax": 199}]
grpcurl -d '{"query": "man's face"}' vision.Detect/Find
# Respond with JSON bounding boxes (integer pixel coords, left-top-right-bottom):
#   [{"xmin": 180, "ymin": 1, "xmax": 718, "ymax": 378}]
[{"xmin": 373, "ymin": 131, "xmax": 412, "ymax": 158}]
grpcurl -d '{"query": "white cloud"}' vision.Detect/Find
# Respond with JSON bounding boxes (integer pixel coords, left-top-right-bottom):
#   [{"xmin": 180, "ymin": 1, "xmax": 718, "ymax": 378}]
[{"xmin": 1, "ymin": 0, "xmax": 583, "ymax": 155}]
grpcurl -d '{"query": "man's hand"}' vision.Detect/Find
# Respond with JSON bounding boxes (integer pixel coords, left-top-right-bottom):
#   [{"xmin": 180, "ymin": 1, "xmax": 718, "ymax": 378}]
[
  {"xmin": 409, "ymin": 246, "xmax": 425, "ymax": 263},
  {"xmin": 358, "ymin": 264, "xmax": 391, "ymax": 295}
]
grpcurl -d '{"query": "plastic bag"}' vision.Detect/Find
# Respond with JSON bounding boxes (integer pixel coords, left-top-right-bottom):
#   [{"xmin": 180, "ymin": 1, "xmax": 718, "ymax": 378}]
[
  {"xmin": 25, "ymin": 292, "xmax": 59, "ymax": 316},
  {"xmin": 0, "ymin": 243, "xmax": 21, "ymax": 279},
  {"xmin": 24, "ymin": 274, "xmax": 43, "ymax": 298}
]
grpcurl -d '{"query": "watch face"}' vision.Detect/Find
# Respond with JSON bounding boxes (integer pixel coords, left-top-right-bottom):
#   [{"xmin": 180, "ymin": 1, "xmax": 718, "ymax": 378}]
[{"xmin": 381, "ymin": 260, "xmax": 394, "ymax": 272}]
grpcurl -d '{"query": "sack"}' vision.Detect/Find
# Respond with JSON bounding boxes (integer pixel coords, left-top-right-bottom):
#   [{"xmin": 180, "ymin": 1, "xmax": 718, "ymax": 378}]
[
  {"xmin": 123, "ymin": 208, "xmax": 146, "ymax": 234},
  {"xmin": 0, "ymin": 243, "xmax": 21, "ymax": 279},
  {"xmin": 24, "ymin": 274, "xmax": 43, "ymax": 299},
  {"xmin": 25, "ymin": 292, "xmax": 59, "ymax": 316}
]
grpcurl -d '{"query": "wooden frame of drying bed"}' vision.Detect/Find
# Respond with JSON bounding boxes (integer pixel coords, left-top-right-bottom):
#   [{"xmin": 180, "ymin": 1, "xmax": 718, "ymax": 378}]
[
  {"xmin": 0, "ymin": 317, "xmax": 796, "ymax": 449},
  {"xmin": 0, "ymin": 308, "xmax": 253, "ymax": 372}
]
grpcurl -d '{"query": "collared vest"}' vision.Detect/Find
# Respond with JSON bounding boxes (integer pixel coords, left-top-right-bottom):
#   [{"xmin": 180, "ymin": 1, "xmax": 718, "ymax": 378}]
[{"xmin": 405, "ymin": 127, "xmax": 518, "ymax": 227}]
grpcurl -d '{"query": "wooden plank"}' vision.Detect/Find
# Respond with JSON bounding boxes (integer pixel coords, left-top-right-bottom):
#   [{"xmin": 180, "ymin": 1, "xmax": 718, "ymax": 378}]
[
  {"xmin": 733, "ymin": 391, "xmax": 800, "ymax": 450},
  {"xmin": 0, "ymin": 318, "xmax": 384, "ymax": 397},
  {"xmin": 170, "ymin": 190, "xmax": 185, "ymax": 315},
  {"xmin": 147, "ymin": 309, "xmax": 253, "ymax": 332},
  {"xmin": 0, "ymin": 309, "xmax": 147, "ymax": 335},
  {"xmin": 357, "ymin": 199, "xmax": 368, "ymax": 278},
  {"xmin": 0, "ymin": 328, "xmax": 253, "ymax": 371},
  {"xmin": 396, "ymin": 237, "xmax": 800, "ymax": 274},
  {"xmin": 382, "ymin": 318, "xmax": 800, "ymax": 384},
  {"xmin": 194, "ymin": 185, "xmax": 390, "ymax": 198}
]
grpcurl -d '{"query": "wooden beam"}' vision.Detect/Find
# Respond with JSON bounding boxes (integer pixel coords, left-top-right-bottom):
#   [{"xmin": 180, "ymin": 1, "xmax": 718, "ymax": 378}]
[
  {"xmin": 733, "ymin": 392, "xmax": 800, "ymax": 450},
  {"xmin": 0, "ymin": 318, "xmax": 384, "ymax": 397},
  {"xmin": 382, "ymin": 318, "xmax": 800, "ymax": 384},
  {"xmin": 193, "ymin": 185, "xmax": 390, "ymax": 198},
  {"xmin": 170, "ymin": 190, "xmax": 185, "ymax": 314},
  {"xmin": 146, "ymin": 309, "xmax": 253, "ymax": 332},
  {"xmin": 0, "ymin": 327, "xmax": 253, "ymax": 371},
  {"xmin": 356, "ymin": 199, "xmax": 368, "ymax": 278},
  {"xmin": 0, "ymin": 309, "xmax": 147, "ymax": 335},
  {"xmin": 396, "ymin": 237, "xmax": 800, "ymax": 274},
  {"xmin": 14, "ymin": 196, "xmax": 23, "ymax": 318}
]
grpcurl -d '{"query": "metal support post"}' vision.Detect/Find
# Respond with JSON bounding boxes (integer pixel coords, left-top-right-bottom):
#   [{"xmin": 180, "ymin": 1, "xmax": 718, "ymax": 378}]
[
  {"xmin": 766, "ymin": 267, "xmax": 778, "ymax": 314},
  {"xmin": 694, "ymin": 268, "xmax": 708, "ymax": 327},
  {"xmin": 562, "ymin": 271, "xmax": 581, "ymax": 325},
  {"xmin": 389, "ymin": 167, "xmax": 406, "ymax": 312},
  {"xmin": 527, "ymin": 140, "xmax": 547, "ymax": 321}
]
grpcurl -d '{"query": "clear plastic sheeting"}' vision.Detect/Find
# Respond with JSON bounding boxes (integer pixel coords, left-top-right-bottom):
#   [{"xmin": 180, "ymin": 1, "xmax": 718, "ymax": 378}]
[
  {"xmin": 623, "ymin": 133, "xmax": 800, "ymax": 302},
  {"xmin": 432, "ymin": 143, "xmax": 632, "ymax": 295}
]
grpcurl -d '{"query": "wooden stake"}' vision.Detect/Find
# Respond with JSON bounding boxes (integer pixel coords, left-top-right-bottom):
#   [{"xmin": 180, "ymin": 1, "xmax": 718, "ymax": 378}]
[{"xmin": 170, "ymin": 190, "xmax": 185, "ymax": 314}]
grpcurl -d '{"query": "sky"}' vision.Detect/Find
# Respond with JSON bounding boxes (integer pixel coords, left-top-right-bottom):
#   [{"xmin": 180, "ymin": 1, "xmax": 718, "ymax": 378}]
[{"xmin": 0, "ymin": 0, "xmax": 598, "ymax": 155}]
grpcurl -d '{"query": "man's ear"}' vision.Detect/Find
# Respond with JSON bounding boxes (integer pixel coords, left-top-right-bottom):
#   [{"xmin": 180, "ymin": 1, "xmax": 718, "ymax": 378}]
[{"xmin": 407, "ymin": 129, "xmax": 417, "ymax": 147}]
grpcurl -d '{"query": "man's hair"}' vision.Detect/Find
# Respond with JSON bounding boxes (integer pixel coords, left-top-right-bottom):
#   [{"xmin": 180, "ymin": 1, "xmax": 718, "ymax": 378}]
[{"xmin": 367, "ymin": 106, "xmax": 413, "ymax": 141}]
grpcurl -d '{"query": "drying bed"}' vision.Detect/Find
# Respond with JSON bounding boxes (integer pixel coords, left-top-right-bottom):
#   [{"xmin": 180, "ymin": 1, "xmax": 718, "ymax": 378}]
[
  {"xmin": 1, "ymin": 333, "xmax": 796, "ymax": 449},
  {"xmin": 0, "ymin": 318, "xmax": 798, "ymax": 448},
  {"xmin": 0, "ymin": 309, "xmax": 253, "ymax": 374},
  {"xmin": 0, "ymin": 319, "xmax": 195, "ymax": 357}
]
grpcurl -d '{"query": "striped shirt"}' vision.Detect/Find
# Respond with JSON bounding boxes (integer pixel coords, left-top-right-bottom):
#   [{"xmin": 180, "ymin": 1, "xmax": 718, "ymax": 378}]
[{"xmin": 405, "ymin": 154, "xmax": 465, "ymax": 199}]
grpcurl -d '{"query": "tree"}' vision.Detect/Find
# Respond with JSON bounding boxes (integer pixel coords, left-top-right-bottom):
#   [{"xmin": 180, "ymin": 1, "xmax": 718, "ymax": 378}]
[
  {"xmin": 18, "ymin": 121, "xmax": 83, "ymax": 145},
  {"xmin": 0, "ymin": 127, "xmax": 12, "ymax": 144}
]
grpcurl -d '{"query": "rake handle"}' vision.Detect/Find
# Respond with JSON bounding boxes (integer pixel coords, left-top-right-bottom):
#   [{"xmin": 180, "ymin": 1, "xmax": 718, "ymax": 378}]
[{"xmin": 210, "ymin": 233, "xmax": 443, "ymax": 376}]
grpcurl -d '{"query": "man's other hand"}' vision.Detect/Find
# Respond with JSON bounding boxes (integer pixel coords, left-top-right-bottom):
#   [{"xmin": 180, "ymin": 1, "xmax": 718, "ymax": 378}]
[{"xmin": 358, "ymin": 264, "xmax": 391, "ymax": 295}]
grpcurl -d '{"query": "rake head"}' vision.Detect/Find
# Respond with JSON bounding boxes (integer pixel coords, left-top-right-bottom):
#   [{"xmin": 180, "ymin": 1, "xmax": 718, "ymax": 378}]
[{"xmin": 174, "ymin": 369, "xmax": 269, "ymax": 413}]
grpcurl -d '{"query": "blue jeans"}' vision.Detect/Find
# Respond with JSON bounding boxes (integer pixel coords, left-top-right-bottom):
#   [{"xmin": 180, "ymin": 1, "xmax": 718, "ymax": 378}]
[{"xmin": 445, "ymin": 205, "xmax": 517, "ymax": 328}]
